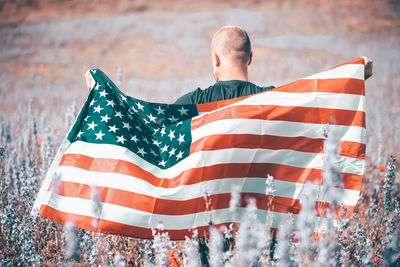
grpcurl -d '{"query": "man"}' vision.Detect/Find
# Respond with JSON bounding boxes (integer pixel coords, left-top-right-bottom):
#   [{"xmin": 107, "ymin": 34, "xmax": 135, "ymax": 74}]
[
  {"xmin": 174, "ymin": 25, "xmax": 373, "ymax": 105},
  {"xmin": 174, "ymin": 25, "xmax": 373, "ymax": 266}
]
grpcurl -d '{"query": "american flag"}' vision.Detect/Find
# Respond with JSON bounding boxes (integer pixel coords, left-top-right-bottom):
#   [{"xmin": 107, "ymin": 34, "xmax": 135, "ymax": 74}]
[{"xmin": 33, "ymin": 58, "xmax": 366, "ymax": 240}]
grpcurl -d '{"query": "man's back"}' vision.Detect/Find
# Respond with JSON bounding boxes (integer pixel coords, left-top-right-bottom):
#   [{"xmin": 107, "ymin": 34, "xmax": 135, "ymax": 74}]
[{"xmin": 174, "ymin": 80, "xmax": 274, "ymax": 105}]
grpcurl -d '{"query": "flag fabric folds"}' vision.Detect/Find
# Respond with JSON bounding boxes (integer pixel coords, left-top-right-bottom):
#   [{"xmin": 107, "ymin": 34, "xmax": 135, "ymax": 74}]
[{"xmin": 33, "ymin": 58, "xmax": 366, "ymax": 240}]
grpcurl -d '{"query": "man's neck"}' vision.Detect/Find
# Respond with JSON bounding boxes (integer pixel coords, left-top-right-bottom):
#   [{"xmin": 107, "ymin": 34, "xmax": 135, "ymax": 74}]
[{"xmin": 217, "ymin": 66, "xmax": 248, "ymax": 82}]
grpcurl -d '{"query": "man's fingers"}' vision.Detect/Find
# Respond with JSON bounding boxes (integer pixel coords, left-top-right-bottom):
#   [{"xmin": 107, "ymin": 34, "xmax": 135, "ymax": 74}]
[{"xmin": 362, "ymin": 56, "xmax": 373, "ymax": 80}]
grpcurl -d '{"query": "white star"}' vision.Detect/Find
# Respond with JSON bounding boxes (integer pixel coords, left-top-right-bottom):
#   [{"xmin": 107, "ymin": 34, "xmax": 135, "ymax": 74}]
[
  {"xmin": 143, "ymin": 118, "xmax": 150, "ymax": 124},
  {"xmin": 116, "ymin": 135, "xmax": 126, "ymax": 144},
  {"xmin": 176, "ymin": 121, "xmax": 183, "ymax": 126},
  {"xmin": 121, "ymin": 95, "xmax": 127, "ymax": 102},
  {"xmin": 150, "ymin": 149, "xmax": 158, "ymax": 157},
  {"xmin": 108, "ymin": 125, "xmax": 119, "ymax": 133},
  {"xmin": 154, "ymin": 128, "xmax": 160, "ymax": 134},
  {"xmin": 155, "ymin": 106, "xmax": 165, "ymax": 115},
  {"xmin": 122, "ymin": 121, "xmax": 132, "ymax": 130},
  {"xmin": 137, "ymin": 147, "xmax": 147, "ymax": 157},
  {"xmin": 168, "ymin": 115, "xmax": 179, "ymax": 123},
  {"xmin": 160, "ymin": 127, "xmax": 166, "ymax": 137},
  {"xmin": 152, "ymin": 139, "xmax": 161, "ymax": 147},
  {"xmin": 136, "ymin": 102, "xmax": 144, "ymax": 111},
  {"xmin": 84, "ymin": 116, "xmax": 90, "ymax": 122},
  {"xmin": 168, "ymin": 147, "xmax": 176, "ymax": 156},
  {"xmin": 176, "ymin": 151, "xmax": 184, "ymax": 160},
  {"xmin": 158, "ymin": 160, "xmax": 166, "ymax": 167},
  {"xmin": 168, "ymin": 130, "xmax": 175, "ymax": 141},
  {"xmin": 99, "ymin": 90, "xmax": 108, "ymax": 97},
  {"xmin": 89, "ymin": 99, "xmax": 96, "ymax": 107},
  {"xmin": 130, "ymin": 106, "xmax": 137, "ymax": 113},
  {"xmin": 94, "ymin": 83, "xmax": 101, "ymax": 90},
  {"xmin": 95, "ymin": 130, "xmax": 105, "ymax": 140},
  {"xmin": 177, "ymin": 134, "xmax": 185, "ymax": 144},
  {"xmin": 100, "ymin": 114, "xmax": 111, "ymax": 123},
  {"xmin": 115, "ymin": 111, "xmax": 123, "ymax": 118},
  {"xmin": 148, "ymin": 114, "xmax": 157, "ymax": 123},
  {"xmin": 87, "ymin": 121, "xmax": 97, "ymax": 130},
  {"xmin": 130, "ymin": 135, "xmax": 139, "ymax": 143},
  {"xmin": 161, "ymin": 144, "xmax": 169, "ymax": 153},
  {"xmin": 177, "ymin": 106, "xmax": 189, "ymax": 116},
  {"xmin": 94, "ymin": 105, "xmax": 103, "ymax": 113},
  {"xmin": 106, "ymin": 99, "xmax": 115, "ymax": 107},
  {"xmin": 77, "ymin": 131, "xmax": 84, "ymax": 138}
]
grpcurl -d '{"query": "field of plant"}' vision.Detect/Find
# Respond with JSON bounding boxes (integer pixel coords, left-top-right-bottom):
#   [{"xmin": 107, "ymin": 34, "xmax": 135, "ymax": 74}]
[{"xmin": 1, "ymin": 1, "xmax": 399, "ymax": 266}]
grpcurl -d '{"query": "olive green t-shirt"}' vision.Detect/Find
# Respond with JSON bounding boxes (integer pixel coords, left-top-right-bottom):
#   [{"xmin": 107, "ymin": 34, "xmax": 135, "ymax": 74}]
[{"xmin": 174, "ymin": 80, "xmax": 274, "ymax": 105}]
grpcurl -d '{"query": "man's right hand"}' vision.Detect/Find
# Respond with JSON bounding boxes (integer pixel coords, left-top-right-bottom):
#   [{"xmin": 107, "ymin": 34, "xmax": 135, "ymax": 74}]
[{"xmin": 362, "ymin": 56, "xmax": 373, "ymax": 80}]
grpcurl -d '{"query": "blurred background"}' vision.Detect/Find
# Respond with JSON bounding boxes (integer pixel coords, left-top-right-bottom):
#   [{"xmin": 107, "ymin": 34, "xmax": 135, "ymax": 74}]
[{"xmin": 1, "ymin": 0, "xmax": 399, "ymax": 142}]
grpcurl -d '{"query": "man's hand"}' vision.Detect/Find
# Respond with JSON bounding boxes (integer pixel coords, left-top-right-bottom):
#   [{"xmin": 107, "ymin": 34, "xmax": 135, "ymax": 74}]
[{"xmin": 362, "ymin": 56, "xmax": 373, "ymax": 80}]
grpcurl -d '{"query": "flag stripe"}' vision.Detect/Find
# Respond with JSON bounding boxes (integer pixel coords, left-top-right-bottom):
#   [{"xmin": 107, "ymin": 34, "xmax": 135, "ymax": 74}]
[
  {"xmin": 197, "ymin": 78, "xmax": 364, "ymax": 113},
  {"xmin": 63, "ymin": 141, "xmax": 365, "ymax": 177},
  {"xmin": 41, "ymin": 194, "xmax": 323, "ymax": 230},
  {"xmin": 191, "ymin": 119, "xmax": 366, "ymax": 144},
  {"xmin": 40, "ymin": 205, "xmax": 283, "ymax": 239},
  {"xmin": 230, "ymin": 91, "xmax": 364, "ymax": 111},
  {"xmin": 52, "ymin": 181, "xmax": 356, "ymax": 219},
  {"xmin": 273, "ymin": 78, "xmax": 365, "ymax": 95},
  {"xmin": 303, "ymin": 64, "xmax": 364, "ymax": 80},
  {"xmin": 60, "ymin": 154, "xmax": 363, "ymax": 190},
  {"xmin": 191, "ymin": 105, "xmax": 365, "ymax": 131},
  {"xmin": 55, "ymin": 165, "xmax": 361, "ymax": 205},
  {"xmin": 190, "ymin": 134, "xmax": 365, "ymax": 159}
]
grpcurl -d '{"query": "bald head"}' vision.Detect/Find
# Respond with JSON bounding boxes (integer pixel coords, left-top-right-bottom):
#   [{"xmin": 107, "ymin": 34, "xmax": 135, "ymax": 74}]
[{"xmin": 211, "ymin": 25, "xmax": 252, "ymax": 65}]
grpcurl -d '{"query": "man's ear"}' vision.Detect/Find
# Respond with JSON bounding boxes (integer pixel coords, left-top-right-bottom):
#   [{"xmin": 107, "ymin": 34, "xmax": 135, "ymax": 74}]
[
  {"xmin": 248, "ymin": 51, "xmax": 253, "ymax": 66},
  {"xmin": 213, "ymin": 51, "xmax": 220, "ymax": 68}
]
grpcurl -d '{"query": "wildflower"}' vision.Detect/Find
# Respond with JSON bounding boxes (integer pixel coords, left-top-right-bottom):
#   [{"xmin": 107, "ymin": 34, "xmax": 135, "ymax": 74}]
[
  {"xmin": 265, "ymin": 174, "xmax": 275, "ymax": 196},
  {"xmin": 183, "ymin": 230, "xmax": 201, "ymax": 267},
  {"xmin": 63, "ymin": 222, "xmax": 80, "ymax": 263},
  {"xmin": 209, "ymin": 227, "xmax": 224, "ymax": 267},
  {"xmin": 229, "ymin": 185, "xmax": 240, "ymax": 214}
]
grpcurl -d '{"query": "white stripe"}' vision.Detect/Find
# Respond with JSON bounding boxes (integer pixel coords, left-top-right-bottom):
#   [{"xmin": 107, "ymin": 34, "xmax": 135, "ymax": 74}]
[
  {"xmin": 303, "ymin": 64, "xmax": 364, "ymax": 80},
  {"xmin": 230, "ymin": 91, "xmax": 364, "ymax": 111},
  {"xmin": 45, "ymin": 193, "xmax": 327, "ymax": 230},
  {"xmin": 65, "ymin": 141, "xmax": 365, "ymax": 178},
  {"xmin": 58, "ymin": 165, "xmax": 360, "ymax": 205},
  {"xmin": 191, "ymin": 119, "xmax": 366, "ymax": 144}
]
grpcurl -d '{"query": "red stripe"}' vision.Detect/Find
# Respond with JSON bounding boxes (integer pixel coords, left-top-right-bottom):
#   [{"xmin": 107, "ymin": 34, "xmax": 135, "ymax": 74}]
[
  {"xmin": 197, "ymin": 95, "xmax": 253, "ymax": 113},
  {"xmin": 191, "ymin": 105, "xmax": 365, "ymax": 131},
  {"xmin": 41, "ymin": 196, "xmax": 353, "ymax": 241},
  {"xmin": 273, "ymin": 78, "xmax": 364, "ymax": 95},
  {"xmin": 42, "ymin": 204, "xmax": 270, "ymax": 239},
  {"xmin": 60, "ymin": 154, "xmax": 363, "ymax": 190},
  {"xmin": 196, "ymin": 78, "xmax": 365, "ymax": 113},
  {"xmin": 53, "ymin": 183, "xmax": 301, "ymax": 215},
  {"xmin": 190, "ymin": 134, "xmax": 365, "ymax": 159},
  {"xmin": 55, "ymin": 181, "xmax": 356, "ymax": 218},
  {"xmin": 330, "ymin": 58, "xmax": 364, "ymax": 69}
]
